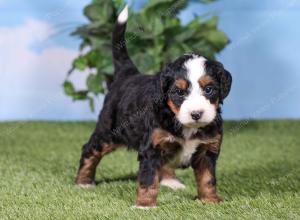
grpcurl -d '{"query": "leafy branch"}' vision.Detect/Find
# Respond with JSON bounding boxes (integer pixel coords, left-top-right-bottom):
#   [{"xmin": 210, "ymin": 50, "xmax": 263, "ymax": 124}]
[{"xmin": 64, "ymin": 0, "xmax": 229, "ymax": 111}]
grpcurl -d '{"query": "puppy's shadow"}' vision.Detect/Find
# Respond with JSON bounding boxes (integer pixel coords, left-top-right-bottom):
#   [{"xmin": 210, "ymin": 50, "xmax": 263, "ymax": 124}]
[
  {"xmin": 94, "ymin": 161, "xmax": 298, "ymax": 203},
  {"xmin": 95, "ymin": 174, "xmax": 137, "ymax": 185}
]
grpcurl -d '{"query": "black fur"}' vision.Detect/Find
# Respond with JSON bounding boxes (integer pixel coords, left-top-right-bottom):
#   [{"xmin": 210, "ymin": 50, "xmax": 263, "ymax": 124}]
[
  {"xmin": 77, "ymin": 12, "xmax": 232, "ymax": 190},
  {"xmin": 112, "ymin": 19, "xmax": 139, "ymax": 82},
  {"xmin": 205, "ymin": 60, "xmax": 232, "ymax": 103}
]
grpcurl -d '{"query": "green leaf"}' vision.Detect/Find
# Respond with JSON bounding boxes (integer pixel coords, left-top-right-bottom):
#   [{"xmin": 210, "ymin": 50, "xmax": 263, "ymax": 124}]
[
  {"xmin": 132, "ymin": 53, "xmax": 156, "ymax": 74},
  {"xmin": 174, "ymin": 28, "xmax": 197, "ymax": 42},
  {"xmin": 144, "ymin": 0, "xmax": 188, "ymax": 14},
  {"xmin": 152, "ymin": 17, "xmax": 164, "ymax": 36},
  {"xmin": 88, "ymin": 97, "xmax": 95, "ymax": 112},
  {"xmin": 112, "ymin": 0, "xmax": 125, "ymax": 8},
  {"xmin": 198, "ymin": 0, "xmax": 216, "ymax": 4},
  {"xmin": 84, "ymin": 4, "xmax": 103, "ymax": 22},
  {"xmin": 204, "ymin": 16, "xmax": 219, "ymax": 28},
  {"xmin": 72, "ymin": 91, "xmax": 89, "ymax": 100},
  {"xmin": 73, "ymin": 56, "xmax": 88, "ymax": 71},
  {"xmin": 190, "ymin": 0, "xmax": 216, "ymax": 4},
  {"xmin": 86, "ymin": 74, "xmax": 103, "ymax": 94},
  {"xmin": 205, "ymin": 30, "xmax": 229, "ymax": 50},
  {"xmin": 84, "ymin": 2, "xmax": 114, "ymax": 23},
  {"xmin": 101, "ymin": 65, "xmax": 114, "ymax": 74},
  {"xmin": 63, "ymin": 81, "xmax": 75, "ymax": 96},
  {"xmin": 86, "ymin": 50, "xmax": 101, "ymax": 68}
]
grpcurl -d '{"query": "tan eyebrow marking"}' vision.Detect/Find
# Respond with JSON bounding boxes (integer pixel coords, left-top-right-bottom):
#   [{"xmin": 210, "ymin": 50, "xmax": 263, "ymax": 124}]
[
  {"xmin": 198, "ymin": 75, "xmax": 213, "ymax": 88},
  {"xmin": 167, "ymin": 99, "xmax": 180, "ymax": 115},
  {"xmin": 175, "ymin": 79, "xmax": 188, "ymax": 90}
]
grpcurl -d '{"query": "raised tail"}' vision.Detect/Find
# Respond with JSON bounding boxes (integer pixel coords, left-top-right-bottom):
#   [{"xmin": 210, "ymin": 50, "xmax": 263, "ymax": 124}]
[{"xmin": 112, "ymin": 5, "xmax": 139, "ymax": 81}]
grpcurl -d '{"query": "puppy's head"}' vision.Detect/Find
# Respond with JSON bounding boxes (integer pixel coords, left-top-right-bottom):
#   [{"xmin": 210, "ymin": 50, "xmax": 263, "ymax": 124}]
[{"xmin": 160, "ymin": 54, "xmax": 232, "ymax": 128}]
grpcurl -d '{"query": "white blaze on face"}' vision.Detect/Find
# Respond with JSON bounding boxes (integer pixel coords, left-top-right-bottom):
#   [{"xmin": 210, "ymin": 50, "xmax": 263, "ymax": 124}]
[{"xmin": 177, "ymin": 56, "xmax": 216, "ymax": 127}]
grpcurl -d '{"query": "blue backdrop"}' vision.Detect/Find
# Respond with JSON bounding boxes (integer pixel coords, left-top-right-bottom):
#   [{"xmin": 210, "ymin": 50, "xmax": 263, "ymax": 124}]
[{"xmin": 0, "ymin": 0, "xmax": 299, "ymax": 121}]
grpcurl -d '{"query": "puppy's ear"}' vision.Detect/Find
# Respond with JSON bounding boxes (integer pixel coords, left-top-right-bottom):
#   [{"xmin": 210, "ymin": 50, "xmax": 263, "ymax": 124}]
[
  {"xmin": 206, "ymin": 61, "xmax": 232, "ymax": 102},
  {"xmin": 160, "ymin": 63, "xmax": 174, "ymax": 95},
  {"xmin": 219, "ymin": 68, "xmax": 232, "ymax": 101}
]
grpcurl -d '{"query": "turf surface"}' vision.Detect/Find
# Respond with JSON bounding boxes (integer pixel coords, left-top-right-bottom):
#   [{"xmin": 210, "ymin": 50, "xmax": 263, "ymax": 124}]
[{"xmin": 0, "ymin": 121, "xmax": 299, "ymax": 219}]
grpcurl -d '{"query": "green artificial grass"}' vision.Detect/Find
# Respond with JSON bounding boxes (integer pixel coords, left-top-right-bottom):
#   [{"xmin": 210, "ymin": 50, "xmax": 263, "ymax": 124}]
[{"xmin": 0, "ymin": 121, "xmax": 299, "ymax": 219}]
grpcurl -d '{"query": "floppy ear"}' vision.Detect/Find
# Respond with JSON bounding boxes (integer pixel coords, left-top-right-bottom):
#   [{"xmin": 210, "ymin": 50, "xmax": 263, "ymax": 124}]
[
  {"xmin": 219, "ymin": 68, "xmax": 232, "ymax": 101},
  {"xmin": 160, "ymin": 64, "xmax": 174, "ymax": 95},
  {"xmin": 205, "ymin": 60, "xmax": 232, "ymax": 102}
]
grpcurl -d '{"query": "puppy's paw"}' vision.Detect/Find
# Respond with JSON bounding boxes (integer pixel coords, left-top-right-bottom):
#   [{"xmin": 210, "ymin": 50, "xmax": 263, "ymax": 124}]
[
  {"xmin": 200, "ymin": 195, "xmax": 223, "ymax": 203},
  {"xmin": 160, "ymin": 178, "xmax": 186, "ymax": 190},
  {"xmin": 132, "ymin": 205, "xmax": 157, "ymax": 210},
  {"xmin": 76, "ymin": 182, "xmax": 96, "ymax": 188}
]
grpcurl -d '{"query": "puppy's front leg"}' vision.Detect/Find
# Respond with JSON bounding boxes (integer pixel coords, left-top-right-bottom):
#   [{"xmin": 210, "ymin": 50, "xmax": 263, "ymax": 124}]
[
  {"xmin": 192, "ymin": 151, "xmax": 222, "ymax": 203},
  {"xmin": 135, "ymin": 147, "xmax": 161, "ymax": 208}
]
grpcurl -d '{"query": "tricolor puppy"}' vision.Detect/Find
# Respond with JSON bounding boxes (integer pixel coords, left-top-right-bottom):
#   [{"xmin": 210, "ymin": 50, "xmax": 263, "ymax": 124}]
[{"xmin": 75, "ymin": 5, "xmax": 232, "ymax": 208}]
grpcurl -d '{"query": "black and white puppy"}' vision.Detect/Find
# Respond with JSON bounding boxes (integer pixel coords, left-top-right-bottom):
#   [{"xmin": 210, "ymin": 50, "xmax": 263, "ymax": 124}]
[{"xmin": 75, "ymin": 5, "xmax": 232, "ymax": 208}]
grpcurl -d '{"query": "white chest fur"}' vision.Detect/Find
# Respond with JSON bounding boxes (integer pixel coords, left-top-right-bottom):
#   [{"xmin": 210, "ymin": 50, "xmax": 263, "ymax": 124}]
[{"xmin": 168, "ymin": 128, "xmax": 203, "ymax": 168}]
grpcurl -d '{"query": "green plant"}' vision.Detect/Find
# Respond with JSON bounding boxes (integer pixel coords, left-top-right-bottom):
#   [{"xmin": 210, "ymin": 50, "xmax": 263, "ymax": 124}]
[{"xmin": 64, "ymin": 0, "xmax": 230, "ymax": 111}]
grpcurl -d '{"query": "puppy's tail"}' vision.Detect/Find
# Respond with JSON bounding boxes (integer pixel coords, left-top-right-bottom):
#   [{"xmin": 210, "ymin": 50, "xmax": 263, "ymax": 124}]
[{"xmin": 112, "ymin": 5, "xmax": 138, "ymax": 81}]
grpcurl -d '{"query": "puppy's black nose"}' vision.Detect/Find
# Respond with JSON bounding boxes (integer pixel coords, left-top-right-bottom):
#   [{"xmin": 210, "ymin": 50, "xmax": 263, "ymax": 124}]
[{"xmin": 191, "ymin": 111, "xmax": 203, "ymax": 121}]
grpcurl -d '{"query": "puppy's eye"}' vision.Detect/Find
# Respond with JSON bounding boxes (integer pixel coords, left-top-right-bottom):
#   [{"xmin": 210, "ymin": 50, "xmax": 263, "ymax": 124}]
[
  {"xmin": 204, "ymin": 86, "xmax": 214, "ymax": 95},
  {"xmin": 176, "ymin": 89, "xmax": 185, "ymax": 97}
]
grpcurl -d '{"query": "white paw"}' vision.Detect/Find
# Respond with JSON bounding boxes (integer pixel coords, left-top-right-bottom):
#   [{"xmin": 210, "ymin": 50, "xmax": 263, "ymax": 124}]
[
  {"xmin": 132, "ymin": 205, "xmax": 157, "ymax": 210},
  {"xmin": 160, "ymin": 179, "xmax": 186, "ymax": 190},
  {"xmin": 76, "ymin": 182, "xmax": 95, "ymax": 188}
]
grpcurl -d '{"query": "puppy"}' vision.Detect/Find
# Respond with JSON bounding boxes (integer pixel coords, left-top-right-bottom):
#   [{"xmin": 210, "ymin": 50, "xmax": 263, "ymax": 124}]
[{"xmin": 75, "ymin": 5, "xmax": 232, "ymax": 208}]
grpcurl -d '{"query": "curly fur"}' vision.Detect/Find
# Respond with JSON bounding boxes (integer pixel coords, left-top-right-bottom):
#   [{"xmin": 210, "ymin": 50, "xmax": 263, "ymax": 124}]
[{"xmin": 75, "ymin": 5, "xmax": 232, "ymax": 207}]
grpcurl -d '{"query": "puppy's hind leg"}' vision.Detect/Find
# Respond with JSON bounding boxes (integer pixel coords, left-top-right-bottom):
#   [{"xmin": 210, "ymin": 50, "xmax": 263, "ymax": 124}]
[
  {"xmin": 160, "ymin": 166, "xmax": 186, "ymax": 190},
  {"xmin": 75, "ymin": 132, "xmax": 117, "ymax": 187}
]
